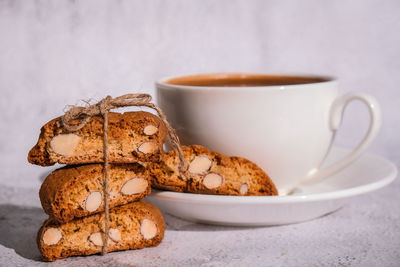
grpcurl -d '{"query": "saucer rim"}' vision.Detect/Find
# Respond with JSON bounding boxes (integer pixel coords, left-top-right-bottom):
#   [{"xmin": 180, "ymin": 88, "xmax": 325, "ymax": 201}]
[{"xmin": 149, "ymin": 149, "xmax": 398, "ymax": 204}]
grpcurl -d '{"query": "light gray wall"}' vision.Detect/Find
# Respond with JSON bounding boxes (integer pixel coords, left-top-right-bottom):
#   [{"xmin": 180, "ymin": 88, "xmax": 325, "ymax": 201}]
[{"xmin": 1, "ymin": 0, "xmax": 399, "ymax": 187}]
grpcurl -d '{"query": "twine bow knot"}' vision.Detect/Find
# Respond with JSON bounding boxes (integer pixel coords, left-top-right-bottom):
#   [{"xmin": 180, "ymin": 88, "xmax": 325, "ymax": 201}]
[
  {"xmin": 61, "ymin": 93, "xmax": 187, "ymax": 255},
  {"xmin": 62, "ymin": 94, "xmax": 152, "ymax": 131}
]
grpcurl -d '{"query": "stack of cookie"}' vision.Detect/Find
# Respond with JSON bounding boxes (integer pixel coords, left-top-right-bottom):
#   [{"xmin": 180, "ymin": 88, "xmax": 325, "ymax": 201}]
[
  {"xmin": 28, "ymin": 111, "xmax": 167, "ymax": 261},
  {"xmin": 28, "ymin": 107, "xmax": 279, "ymax": 261}
]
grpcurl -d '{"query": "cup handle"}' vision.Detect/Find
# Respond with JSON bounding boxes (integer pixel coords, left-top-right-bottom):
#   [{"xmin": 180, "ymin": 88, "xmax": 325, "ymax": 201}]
[{"xmin": 301, "ymin": 92, "xmax": 382, "ymax": 185}]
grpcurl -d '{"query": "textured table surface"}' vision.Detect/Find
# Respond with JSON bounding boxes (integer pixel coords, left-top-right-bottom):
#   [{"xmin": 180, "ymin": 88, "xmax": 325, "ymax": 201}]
[{"xmin": 0, "ymin": 170, "xmax": 399, "ymax": 267}]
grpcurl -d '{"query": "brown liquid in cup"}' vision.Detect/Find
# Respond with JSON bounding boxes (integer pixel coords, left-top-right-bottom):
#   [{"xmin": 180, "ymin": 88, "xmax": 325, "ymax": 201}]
[{"xmin": 165, "ymin": 73, "xmax": 330, "ymax": 87}]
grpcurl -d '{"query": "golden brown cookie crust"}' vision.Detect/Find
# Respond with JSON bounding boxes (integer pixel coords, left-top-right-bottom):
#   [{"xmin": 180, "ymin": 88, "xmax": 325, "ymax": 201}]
[
  {"xmin": 37, "ymin": 201, "xmax": 165, "ymax": 261},
  {"xmin": 28, "ymin": 111, "xmax": 167, "ymax": 166},
  {"xmin": 40, "ymin": 163, "xmax": 152, "ymax": 223},
  {"xmin": 151, "ymin": 145, "xmax": 278, "ymax": 196}
]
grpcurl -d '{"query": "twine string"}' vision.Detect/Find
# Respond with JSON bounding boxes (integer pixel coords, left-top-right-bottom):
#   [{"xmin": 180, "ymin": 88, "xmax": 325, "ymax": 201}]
[{"xmin": 61, "ymin": 94, "xmax": 188, "ymax": 255}]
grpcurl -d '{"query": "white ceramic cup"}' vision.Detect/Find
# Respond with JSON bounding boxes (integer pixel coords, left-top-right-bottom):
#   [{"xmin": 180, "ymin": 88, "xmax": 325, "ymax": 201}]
[{"xmin": 156, "ymin": 73, "xmax": 381, "ymax": 195}]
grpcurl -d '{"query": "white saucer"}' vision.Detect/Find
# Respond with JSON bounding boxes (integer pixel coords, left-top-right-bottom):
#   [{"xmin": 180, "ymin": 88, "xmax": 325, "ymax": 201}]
[{"xmin": 147, "ymin": 148, "xmax": 398, "ymax": 226}]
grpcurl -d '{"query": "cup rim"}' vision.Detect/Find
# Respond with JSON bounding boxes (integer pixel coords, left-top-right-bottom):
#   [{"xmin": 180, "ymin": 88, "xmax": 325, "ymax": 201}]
[{"xmin": 156, "ymin": 72, "xmax": 337, "ymax": 91}]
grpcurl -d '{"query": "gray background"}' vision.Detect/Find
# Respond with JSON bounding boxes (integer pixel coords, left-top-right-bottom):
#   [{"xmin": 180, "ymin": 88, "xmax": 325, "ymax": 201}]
[
  {"xmin": 0, "ymin": 0, "xmax": 399, "ymax": 266},
  {"xmin": 1, "ymin": 0, "xmax": 399, "ymax": 187}
]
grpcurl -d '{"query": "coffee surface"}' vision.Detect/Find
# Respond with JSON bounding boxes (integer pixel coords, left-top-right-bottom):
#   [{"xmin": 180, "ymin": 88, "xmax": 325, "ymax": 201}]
[{"xmin": 166, "ymin": 74, "xmax": 329, "ymax": 87}]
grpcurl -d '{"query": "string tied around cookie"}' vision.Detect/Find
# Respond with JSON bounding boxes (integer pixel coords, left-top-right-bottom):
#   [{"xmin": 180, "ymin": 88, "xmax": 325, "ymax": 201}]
[{"xmin": 61, "ymin": 93, "xmax": 188, "ymax": 255}]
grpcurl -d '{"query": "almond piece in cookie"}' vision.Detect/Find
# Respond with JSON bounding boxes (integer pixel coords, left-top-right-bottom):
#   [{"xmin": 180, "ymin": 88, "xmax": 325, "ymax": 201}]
[
  {"xmin": 84, "ymin": 191, "xmax": 102, "ymax": 212},
  {"xmin": 42, "ymin": 228, "xmax": 62, "ymax": 246},
  {"xmin": 239, "ymin": 183, "xmax": 249, "ymax": 195},
  {"xmin": 88, "ymin": 232, "xmax": 103, "ymax": 247},
  {"xmin": 137, "ymin": 142, "xmax": 158, "ymax": 154},
  {"xmin": 109, "ymin": 228, "xmax": 121, "ymax": 242},
  {"xmin": 120, "ymin": 178, "xmax": 148, "ymax": 195},
  {"xmin": 203, "ymin": 173, "xmax": 223, "ymax": 189},
  {"xmin": 50, "ymin": 134, "xmax": 81, "ymax": 157},
  {"xmin": 140, "ymin": 219, "xmax": 158, "ymax": 240},
  {"xmin": 143, "ymin": 125, "xmax": 158, "ymax": 136},
  {"xmin": 188, "ymin": 156, "xmax": 212, "ymax": 174}
]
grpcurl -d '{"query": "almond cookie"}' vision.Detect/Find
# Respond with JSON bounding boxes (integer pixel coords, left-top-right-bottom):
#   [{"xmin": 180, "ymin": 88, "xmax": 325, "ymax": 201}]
[
  {"xmin": 37, "ymin": 201, "xmax": 165, "ymax": 261},
  {"xmin": 40, "ymin": 163, "xmax": 152, "ymax": 223},
  {"xmin": 151, "ymin": 145, "xmax": 278, "ymax": 196},
  {"xmin": 28, "ymin": 111, "xmax": 167, "ymax": 166}
]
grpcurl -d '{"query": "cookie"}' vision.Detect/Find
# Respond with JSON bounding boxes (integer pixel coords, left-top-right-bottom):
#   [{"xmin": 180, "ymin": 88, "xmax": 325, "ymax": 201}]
[
  {"xmin": 40, "ymin": 163, "xmax": 151, "ymax": 223},
  {"xmin": 28, "ymin": 111, "xmax": 167, "ymax": 166},
  {"xmin": 37, "ymin": 201, "xmax": 165, "ymax": 261},
  {"xmin": 150, "ymin": 145, "xmax": 278, "ymax": 196}
]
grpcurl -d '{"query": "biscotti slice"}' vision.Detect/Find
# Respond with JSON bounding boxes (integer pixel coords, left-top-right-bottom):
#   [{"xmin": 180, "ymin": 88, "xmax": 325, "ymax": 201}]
[
  {"xmin": 28, "ymin": 111, "xmax": 167, "ymax": 166},
  {"xmin": 151, "ymin": 145, "xmax": 278, "ymax": 196},
  {"xmin": 40, "ymin": 163, "xmax": 152, "ymax": 223},
  {"xmin": 37, "ymin": 201, "xmax": 165, "ymax": 261}
]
